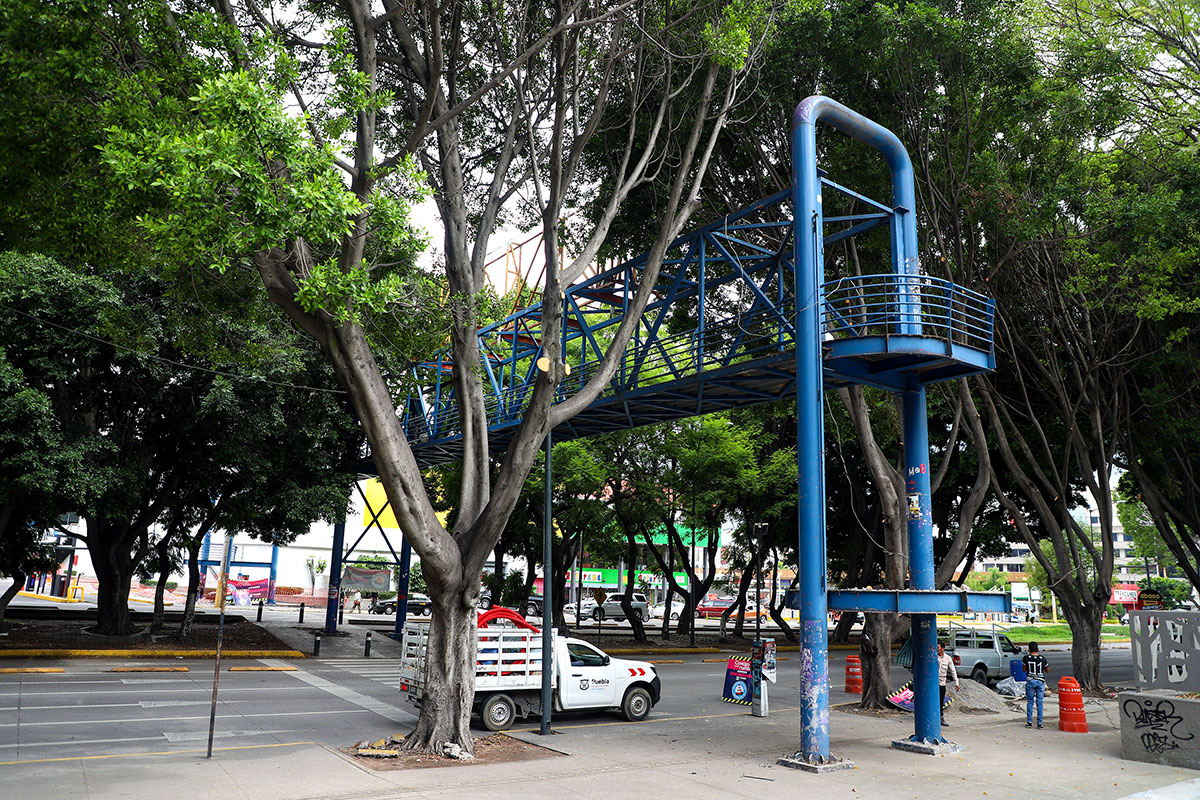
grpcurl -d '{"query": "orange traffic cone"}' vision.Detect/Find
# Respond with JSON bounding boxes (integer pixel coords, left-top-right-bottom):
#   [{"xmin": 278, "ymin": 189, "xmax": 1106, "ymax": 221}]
[
  {"xmin": 1057, "ymin": 676, "xmax": 1089, "ymax": 733},
  {"xmin": 845, "ymin": 655, "xmax": 863, "ymax": 694}
]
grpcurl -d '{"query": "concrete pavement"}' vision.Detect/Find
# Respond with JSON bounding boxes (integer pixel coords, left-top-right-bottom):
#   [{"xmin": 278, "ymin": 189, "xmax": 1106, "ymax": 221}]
[
  {"xmin": 3, "ymin": 609, "xmax": 1195, "ymax": 799},
  {"xmin": 3, "ymin": 684, "xmax": 1197, "ymax": 800}
]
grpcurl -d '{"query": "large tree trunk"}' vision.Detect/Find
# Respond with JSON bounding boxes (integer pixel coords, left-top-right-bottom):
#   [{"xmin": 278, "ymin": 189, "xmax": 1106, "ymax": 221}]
[
  {"xmin": 0, "ymin": 570, "xmax": 25, "ymax": 626},
  {"xmin": 623, "ymin": 539, "xmax": 648, "ymax": 642},
  {"xmin": 859, "ymin": 613, "xmax": 896, "ymax": 709},
  {"xmin": 404, "ymin": 591, "xmax": 478, "ymax": 754},
  {"xmin": 89, "ymin": 531, "xmax": 137, "ymax": 636},
  {"xmin": 150, "ymin": 533, "xmax": 173, "ymax": 631},
  {"xmin": 180, "ymin": 536, "xmax": 203, "ymax": 639},
  {"xmin": 1062, "ymin": 601, "xmax": 1105, "ymax": 691},
  {"xmin": 831, "ymin": 612, "xmax": 856, "ymax": 644}
]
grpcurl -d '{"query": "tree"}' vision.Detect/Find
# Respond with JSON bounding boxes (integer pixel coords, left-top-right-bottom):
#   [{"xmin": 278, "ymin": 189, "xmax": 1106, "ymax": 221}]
[
  {"xmin": 966, "ymin": 569, "xmax": 1010, "ymax": 592},
  {"xmin": 0, "ymin": 257, "xmax": 98, "ymax": 624},
  {"xmin": 0, "ymin": 4, "xmax": 366, "ymax": 636},
  {"xmin": 0, "ymin": 253, "xmax": 359, "ymax": 637},
  {"xmin": 95, "ymin": 0, "xmax": 777, "ymax": 753},
  {"xmin": 1118, "ymin": 491, "xmax": 1178, "ymax": 578}
]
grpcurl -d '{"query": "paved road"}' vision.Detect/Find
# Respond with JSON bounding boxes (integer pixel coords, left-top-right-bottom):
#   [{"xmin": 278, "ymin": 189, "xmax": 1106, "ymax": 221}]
[
  {"xmin": 0, "ymin": 642, "xmax": 1140, "ymax": 764},
  {"xmin": 0, "ymin": 658, "xmax": 418, "ymax": 763}
]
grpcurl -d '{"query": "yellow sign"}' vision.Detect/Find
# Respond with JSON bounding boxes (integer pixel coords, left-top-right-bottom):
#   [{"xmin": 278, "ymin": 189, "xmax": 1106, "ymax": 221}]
[{"xmin": 361, "ymin": 479, "xmax": 400, "ymax": 529}]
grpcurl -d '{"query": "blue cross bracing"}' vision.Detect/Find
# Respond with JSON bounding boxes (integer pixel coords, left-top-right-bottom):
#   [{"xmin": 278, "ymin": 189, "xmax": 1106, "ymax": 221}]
[{"xmin": 394, "ymin": 192, "xmax": 995, "ymax": 468}]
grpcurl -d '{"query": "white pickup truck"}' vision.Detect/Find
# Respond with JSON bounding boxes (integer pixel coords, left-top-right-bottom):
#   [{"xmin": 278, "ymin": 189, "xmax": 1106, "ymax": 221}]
[
  {"xmin": 941, "ymin": 622, "xmax": 1024, "ymax": 684},
  {"xmin": 397, "ymin": 617, "xmax": 662, "ymax": 731}
]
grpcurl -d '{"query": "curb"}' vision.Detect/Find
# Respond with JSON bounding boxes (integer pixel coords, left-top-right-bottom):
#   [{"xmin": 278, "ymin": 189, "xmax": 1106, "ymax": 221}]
[
  {"xmin": 596, "ymin": 643, "xmax": 898, "ymax": 657},
  {"xmin": 0, "ymin": 649, "xmax": 306, "ymax": 659},
  {"xmin": 605, "ymin": 647, "xmax": 722, "ymax": 655}
]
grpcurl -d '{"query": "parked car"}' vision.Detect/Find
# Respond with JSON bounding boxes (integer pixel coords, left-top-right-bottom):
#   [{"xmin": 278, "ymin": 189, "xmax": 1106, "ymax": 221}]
[
  {"xmin": 590, "ymin": 592, "xmax": 650, "ymax": 622},
  {"xmin": 399, "ymin": 621, "xmax": 661, "ymax": 731},
  {"xmin": 695, "ymin": 597, "xmax": 766, "ymax": 620},
  {"xmin": 651, "ymin": 600, "xmax": 687, "ymax": 620},
  {"xmin": 370, "ymin": 592, "xmax": 432, "ymax": 616},
  {"xmin": 521, "ymin": 595, "xmax": 545, "ymax": 618},
  {"xmin": 695, "ymin": 597, "xmax": 736, "ymax": 619},
  {"xmin": 565, "ymin": 598, "xmax": 597, "ymax": 620},
  {"xmin": 477, "ymin": 590, "xmax": 494, "ymax": 610},
  {"xmin": 940, "ymin": 623, "xmax": 1023, "ymax": 684}
]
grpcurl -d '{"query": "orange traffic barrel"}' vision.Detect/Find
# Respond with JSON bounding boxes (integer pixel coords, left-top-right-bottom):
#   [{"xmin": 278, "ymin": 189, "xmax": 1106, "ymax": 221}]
[
  {"xmin": 845, "ymin": 655, "xmax": 863, "ymax": 694},
  {"xmin": 1057, "ymin": 676, "xmax": 1088, "ymax": 733}
]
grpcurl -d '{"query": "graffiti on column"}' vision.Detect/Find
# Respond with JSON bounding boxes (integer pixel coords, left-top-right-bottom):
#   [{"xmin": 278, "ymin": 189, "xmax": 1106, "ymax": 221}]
[{"xmin": 1122, "ymin": 697, "xmax": 1194, "ymax": 753}]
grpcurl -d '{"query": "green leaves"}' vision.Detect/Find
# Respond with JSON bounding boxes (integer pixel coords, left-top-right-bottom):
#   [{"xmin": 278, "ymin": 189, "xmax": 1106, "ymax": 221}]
[
  {"xmin": 103, "ymin": 71, "xmax": 363, "ymax": 274},
  {"xmin": 295, "ymin": 257, "xmax": 405, "ymax": 322}
]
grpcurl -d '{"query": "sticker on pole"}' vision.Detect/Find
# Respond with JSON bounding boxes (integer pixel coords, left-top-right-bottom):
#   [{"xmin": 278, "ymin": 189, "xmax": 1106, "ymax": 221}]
[
  {"xmin": 906, "ymin": 494, "xmax": 922, "ymax": 521},
  {"xmin": 722, "ymin": 655, "xmax": 753, "ymax": 705}
]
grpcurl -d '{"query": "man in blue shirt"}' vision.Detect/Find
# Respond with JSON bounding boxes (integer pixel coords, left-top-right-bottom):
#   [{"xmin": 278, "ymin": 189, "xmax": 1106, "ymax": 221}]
[{"xmin": 1022, "ymin": 641, "xmax": 1049, "ymax": 729}]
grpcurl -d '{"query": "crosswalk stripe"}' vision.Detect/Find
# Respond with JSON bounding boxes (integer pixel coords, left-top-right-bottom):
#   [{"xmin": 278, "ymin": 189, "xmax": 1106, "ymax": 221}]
[{"xmin": 311, "ymin": 658, "xmax": 401, "ymax": 686}]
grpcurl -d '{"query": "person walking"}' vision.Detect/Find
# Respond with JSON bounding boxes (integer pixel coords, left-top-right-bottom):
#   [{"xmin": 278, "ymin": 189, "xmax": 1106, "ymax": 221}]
[
  {"xmin": 351, "ymin": 590, "xmax": 363, "ymax": 613},
  {"xmin": 937, "ymin": 642, "xmax": 961, "ymax": 725},
  {"xmin": 1022, "ymin": 641, "xmax": 1049, "ymax": 728}
]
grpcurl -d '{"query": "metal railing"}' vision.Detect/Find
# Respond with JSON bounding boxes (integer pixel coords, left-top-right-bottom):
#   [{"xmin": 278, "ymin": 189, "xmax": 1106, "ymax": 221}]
[{"xmin": 822, "ymin": 274, "xmax": 994, "ymax": 353}]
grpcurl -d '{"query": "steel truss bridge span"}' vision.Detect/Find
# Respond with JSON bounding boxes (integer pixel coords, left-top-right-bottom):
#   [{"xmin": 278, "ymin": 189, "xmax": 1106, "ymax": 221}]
[{"xmin": 398, "ymin": 191, "xmax": 994, "ymax": 468}]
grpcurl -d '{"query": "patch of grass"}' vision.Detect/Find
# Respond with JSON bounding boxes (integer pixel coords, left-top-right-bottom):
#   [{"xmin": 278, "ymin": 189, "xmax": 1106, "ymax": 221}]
[{"xmin": 1004, "ymin": 624, "xmax": 1128, "ymax": 643}]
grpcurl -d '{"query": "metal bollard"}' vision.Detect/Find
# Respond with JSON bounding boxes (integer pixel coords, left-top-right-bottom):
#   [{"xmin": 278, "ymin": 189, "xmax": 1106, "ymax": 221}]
[
  {"xmin": 339, "ymin": 604, "xmax": 344, "ymax": 625},
  {"xmin": 299, "ymin": 602, "xmax": 305, "ymax": 623},
  {"xmin": 257, "ymin": 600, "xmax": 263, "ymax": 622},
  {"xmin": 364, "ymin": 630, "xmax": 372, "ymax": 658},
  {"xmin": 313, "ymin": 631, "xmax": 322, "ymax": 657}
]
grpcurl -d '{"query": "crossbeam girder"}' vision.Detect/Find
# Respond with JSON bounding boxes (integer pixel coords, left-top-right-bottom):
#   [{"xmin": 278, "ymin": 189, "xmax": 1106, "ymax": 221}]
[{"xmin": 792, "ymin": 589, "xmax": 1014, "ymax": 615}]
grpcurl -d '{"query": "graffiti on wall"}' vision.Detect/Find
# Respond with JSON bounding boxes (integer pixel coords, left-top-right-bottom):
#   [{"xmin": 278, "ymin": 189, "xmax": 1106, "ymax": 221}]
[{"xmin": 1122, "ymin": 697, "xmax": 1195, "ymax": 754}]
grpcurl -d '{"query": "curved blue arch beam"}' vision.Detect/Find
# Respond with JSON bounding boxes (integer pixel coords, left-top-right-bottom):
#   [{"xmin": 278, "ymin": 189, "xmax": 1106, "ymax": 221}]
[{"xmin": 788, "ymin": 96, "xmax": 951, "ymax": 767}]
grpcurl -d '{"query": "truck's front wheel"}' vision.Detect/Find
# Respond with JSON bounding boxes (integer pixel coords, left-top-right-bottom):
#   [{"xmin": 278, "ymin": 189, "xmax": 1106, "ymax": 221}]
[
  {"xmin": 481, "ymin": 694, "xmax": 516, "ymax": 731},
  {"xmin": 621, "ymin": 687, "xmax": 652, "ymax": 722}
]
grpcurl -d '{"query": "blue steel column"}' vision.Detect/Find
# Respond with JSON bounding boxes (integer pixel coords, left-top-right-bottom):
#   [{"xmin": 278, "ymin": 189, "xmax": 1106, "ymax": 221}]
[
  {"xmin": 268, "ymin": 544, "xmax": 279, "ymax": 604},
  {"xmin": 540, "ymin": 431, "xmax": 553, "ymax": 735},
  {"xmin": 392, "ymin": 537, "xmax": 412, "ymax": 639},
  {"xmin": 790, "ymin": 102, "xmax": 832, "ymax": 763},
  {"xmin": 903, "ymin": 388, "xmax": 942, "ymax": 743},
  {"xmin": 324, "ymin": 518, "xmax": 346, "ymax": 634}
]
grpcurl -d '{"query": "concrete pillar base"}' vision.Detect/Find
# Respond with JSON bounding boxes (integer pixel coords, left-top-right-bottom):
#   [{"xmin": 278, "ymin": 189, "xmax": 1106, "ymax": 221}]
[
  {"xmin": 891, "ymin": 737, "xmax": 963, "ymax": 756},
  {"xmin": 777, "ymin": 754, "xmax": 856, "ymax": 773}
]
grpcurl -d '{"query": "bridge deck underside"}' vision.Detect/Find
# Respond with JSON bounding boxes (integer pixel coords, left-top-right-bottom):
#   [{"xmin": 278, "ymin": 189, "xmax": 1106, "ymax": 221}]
[{"xmin": 385, "ymin": 341, "xmax": 990, "ymax": 470}]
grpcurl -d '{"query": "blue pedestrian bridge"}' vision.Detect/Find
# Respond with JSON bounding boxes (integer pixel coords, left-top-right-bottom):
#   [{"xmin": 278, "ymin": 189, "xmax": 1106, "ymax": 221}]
[{"xmin": 399, "ymin": 189, "xmax": 994, "ymax": 467}]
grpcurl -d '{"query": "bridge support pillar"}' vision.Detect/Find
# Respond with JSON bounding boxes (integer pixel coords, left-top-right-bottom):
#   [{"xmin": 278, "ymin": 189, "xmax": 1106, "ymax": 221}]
[
  {"xmin": 391, "ymin": 537, "xmax": 412, "ymax": 640},
  {"xmin": 893, "ymin": 387, "xmax": 961, "ymax": 754},
  {"xmin": 324, "ymin": 517, "xmax": 346, "ymax": 635},
  {"xmin": 780, "ymin": 99, "xmax": 851, "ymax": 773}
]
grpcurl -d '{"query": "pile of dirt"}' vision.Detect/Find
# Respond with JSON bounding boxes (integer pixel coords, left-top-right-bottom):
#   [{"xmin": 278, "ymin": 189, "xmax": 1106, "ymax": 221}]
[
  {"xmin": 345, "ymin": 733, "xmax": 560, "ymax": 770},
  {"xmin": 0, "ymin": 614, "xmax": 295, "ymax": 652},
  {"xmin": 947, "ymin": 679, "xmax": 1011, "ymax": 715}
]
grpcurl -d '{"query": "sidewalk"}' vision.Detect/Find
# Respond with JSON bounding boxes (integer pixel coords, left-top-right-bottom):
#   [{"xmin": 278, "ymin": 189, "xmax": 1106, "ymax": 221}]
[{"xmin": 3, "ymin": 687, "xmax": 1195, "ymax": 800}]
